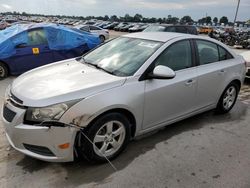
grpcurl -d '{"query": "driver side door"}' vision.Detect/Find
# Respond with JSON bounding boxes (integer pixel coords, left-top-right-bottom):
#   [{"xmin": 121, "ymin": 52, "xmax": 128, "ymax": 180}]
[{"xmin": 143, "ymin": 40, "xmax": 198, "ymax": 130}]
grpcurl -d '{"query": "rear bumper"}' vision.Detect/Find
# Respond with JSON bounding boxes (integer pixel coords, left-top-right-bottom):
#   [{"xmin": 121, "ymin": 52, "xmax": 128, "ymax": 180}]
[{"xmin": 2, "ymin": 101, "xmax": 77, "ymax": 162}]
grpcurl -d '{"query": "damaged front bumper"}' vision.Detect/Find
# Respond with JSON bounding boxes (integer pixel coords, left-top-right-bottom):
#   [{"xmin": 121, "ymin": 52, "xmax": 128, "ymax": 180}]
[{"xmin": 2, "ymin": 100, "xmax": 78, "ymax": 162}]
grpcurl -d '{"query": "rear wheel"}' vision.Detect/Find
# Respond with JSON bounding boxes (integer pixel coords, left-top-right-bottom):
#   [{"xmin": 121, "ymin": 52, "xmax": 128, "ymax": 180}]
[
  {"xmin": 77, "ymin": 112, "xmax": 131, "ymax": 162},
  {"xmin": 0, "ymin": 62, "xmax": 8, "ymax": 80},
  {"xmin": 99, "ymin": 35, "xmax": 105, "ymax": 43},
  {"xmin": 216, "ymin": 82, "xmax": 239, "ymax": 114}
]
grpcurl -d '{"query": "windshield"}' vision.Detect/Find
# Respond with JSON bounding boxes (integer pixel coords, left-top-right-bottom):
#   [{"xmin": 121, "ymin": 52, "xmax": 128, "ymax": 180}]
[{"xmin": 83, "ymin": 37, "xmax": 162, "ymax": 76}]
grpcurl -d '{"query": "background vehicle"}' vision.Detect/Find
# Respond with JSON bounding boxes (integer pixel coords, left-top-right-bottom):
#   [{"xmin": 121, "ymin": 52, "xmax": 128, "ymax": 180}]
[
  {"xmin": 143, "ymin": 24, "xmax": 198, "ymax": 35},
  {"xmin": 128, "ymin": 24, "xmax": 148, "ymax": 32},
  {"xmin": 114, "ymin": 22, "xmax": 129, "ymax": 31},
  {"xmin": 241, "ymin": 51, "xmax": 250, "ymax": 79},
  {"xmin": 0, "ymin": 23, "xmax": 100, "ymax": 79},
  {"xmin": 103, "ymin": 22, "xmax": 119, "ymax": 30},
  {"xmin": 74, "ymin": 24, "xmax": 109, "ymax": 43},
  {"xmin": 2, "ymin": 32, "xmax": 245, "ymax": 163},
  {"xmin": 0, "ymin": 21, "xmax": 10, "ymax": 30},
  {"xmin": 198, "ymin": 26, "xmax": 213, "ymax": 34}
]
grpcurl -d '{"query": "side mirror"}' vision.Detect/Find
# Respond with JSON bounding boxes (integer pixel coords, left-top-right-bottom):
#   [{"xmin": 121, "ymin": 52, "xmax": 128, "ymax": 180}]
[{"xmin": 148, "ymin": 65, "xmax": 176, "ymax": 79}]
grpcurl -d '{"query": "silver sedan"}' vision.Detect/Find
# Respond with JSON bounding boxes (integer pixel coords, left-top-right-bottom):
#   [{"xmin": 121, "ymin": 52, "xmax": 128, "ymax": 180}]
[{"xmin": 1, "ymin": 32, "xmax": 246, "ymax": 162}]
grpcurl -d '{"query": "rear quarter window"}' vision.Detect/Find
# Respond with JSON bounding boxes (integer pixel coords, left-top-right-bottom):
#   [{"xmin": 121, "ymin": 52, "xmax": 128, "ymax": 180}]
[{"xmin": 218, "ymin": 46, "xmax": 233, "ymax": 61}]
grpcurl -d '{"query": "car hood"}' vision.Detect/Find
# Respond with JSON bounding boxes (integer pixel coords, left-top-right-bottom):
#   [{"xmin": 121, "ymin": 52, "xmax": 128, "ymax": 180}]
[{"xmin": 11, "ymin": 58, "xmax": 126, "ymax": 107}]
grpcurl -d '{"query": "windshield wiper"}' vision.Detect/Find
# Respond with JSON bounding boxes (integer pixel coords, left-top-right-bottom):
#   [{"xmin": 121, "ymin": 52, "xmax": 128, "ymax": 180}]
[{"xmin": 82, "ymin": 58, "xmax": 115, "ymax": 75}]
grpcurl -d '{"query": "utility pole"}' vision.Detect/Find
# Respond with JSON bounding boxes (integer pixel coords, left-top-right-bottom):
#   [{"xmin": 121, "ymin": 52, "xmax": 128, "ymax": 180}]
[{"xmin": 234, "ymin": 0, "xmax": 240, "ymax": 27}]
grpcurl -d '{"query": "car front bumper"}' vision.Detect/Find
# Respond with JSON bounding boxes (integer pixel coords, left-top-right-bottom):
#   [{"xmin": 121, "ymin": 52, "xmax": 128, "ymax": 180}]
[{"xmin": 2, "ymin": 100, "xmax": 77, "ymax": 162}]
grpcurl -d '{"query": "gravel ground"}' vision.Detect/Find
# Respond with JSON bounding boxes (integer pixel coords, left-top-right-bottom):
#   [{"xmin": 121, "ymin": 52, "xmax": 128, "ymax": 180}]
[{"xmin": 0, "ymin": 31, "xmax": 250, "ymax": 188}]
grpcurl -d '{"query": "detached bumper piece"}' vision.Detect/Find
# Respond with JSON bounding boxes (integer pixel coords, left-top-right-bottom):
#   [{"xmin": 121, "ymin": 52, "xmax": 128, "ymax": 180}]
[{"xmin": 23, "ymin": 143, "xmax": 55, "ymax": 157}]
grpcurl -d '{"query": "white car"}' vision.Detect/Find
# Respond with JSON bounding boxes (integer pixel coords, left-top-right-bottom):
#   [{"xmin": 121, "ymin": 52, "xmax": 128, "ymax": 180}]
[
  {"xmin": 74, "ymin": 24, "xmax": 109, "ymax": 43},
  {"xmin": 241, "ymin": 51, "xmax": 250, "ymax": 78},
  {"xmin": 1, "ymin": 32, "xmax": 246, "ymax": 162}
]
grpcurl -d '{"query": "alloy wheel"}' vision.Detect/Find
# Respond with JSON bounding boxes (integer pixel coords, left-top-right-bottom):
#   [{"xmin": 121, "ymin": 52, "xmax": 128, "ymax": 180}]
[
  {"xmin": 223, "ymin": 86, "xmax": 237, "ymax": 110},
  {"xmin": 93, "ymin": 120, "xmax": 126, "ymax": 157}
]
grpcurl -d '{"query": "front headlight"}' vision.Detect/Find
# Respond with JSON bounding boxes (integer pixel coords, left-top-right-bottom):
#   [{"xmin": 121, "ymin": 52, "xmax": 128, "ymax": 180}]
[{"xmin": 25, "ymin": 100, "xmax": 81, "ymax": 123}]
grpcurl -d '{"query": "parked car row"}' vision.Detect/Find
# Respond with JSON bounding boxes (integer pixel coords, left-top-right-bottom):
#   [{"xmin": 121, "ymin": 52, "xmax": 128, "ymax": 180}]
[
  {"xmin": 73, "ymin": 24, "xmax": 109, "ymax": 43},
  {"xmin": 209, "ymin": 29, "xmax": 250, "ymax": 49}
]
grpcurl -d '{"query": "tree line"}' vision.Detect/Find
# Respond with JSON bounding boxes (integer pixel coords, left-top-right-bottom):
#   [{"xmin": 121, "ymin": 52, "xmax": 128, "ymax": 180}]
[{"xmin": 1, "ymin": 11, "xmax": 248, "ymax": 25}]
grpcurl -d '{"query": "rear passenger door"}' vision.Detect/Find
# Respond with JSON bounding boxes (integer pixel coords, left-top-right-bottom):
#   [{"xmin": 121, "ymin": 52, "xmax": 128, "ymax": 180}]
[{"xmin": 195, "ymin": 39, "xmax": 233, "ymax": 109}]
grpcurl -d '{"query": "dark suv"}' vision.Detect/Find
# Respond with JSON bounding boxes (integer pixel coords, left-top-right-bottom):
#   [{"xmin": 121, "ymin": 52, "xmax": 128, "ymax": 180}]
[{"xmin": 143, "ymin": 24, "xmax": 198, "ymax": 35}]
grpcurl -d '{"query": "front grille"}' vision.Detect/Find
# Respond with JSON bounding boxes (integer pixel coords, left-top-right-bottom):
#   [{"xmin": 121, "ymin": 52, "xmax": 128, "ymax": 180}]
[
  {"xmin": 3, "ymin": 105, "xmax": 16, "ymax": 122},
  {"xmin": 10, "ymin": 92, "xmax": 23, "ymax": 104},
  {"xmin": 23, "ymin": 144, "xmax": 55, "ymax": 157}
]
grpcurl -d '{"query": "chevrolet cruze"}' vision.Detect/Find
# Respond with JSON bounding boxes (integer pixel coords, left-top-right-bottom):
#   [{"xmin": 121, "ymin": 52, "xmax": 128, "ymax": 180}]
[{"xmin": 1, "ymin": 32, "xmax": 246, "ymax": 162}]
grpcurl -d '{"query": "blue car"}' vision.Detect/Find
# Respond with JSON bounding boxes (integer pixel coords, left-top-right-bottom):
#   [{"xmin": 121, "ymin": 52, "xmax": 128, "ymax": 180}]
[{"xmin": 0, "ymin": 23, "xmax": 100, "ymax": 79}]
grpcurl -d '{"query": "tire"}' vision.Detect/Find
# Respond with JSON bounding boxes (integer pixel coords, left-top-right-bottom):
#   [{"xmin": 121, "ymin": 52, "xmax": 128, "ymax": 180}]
[
  {"xmin": 216, "ymin": 82, "xmax": 239, "ymax": 114},
  {"xmin": 77, "ymin": 112, "xmax": 131, "ymax": 162},
  {"xmin": 0, "ymin": 62, "xmax": 8, "ymax": 80},
  {"xmin": 99, "ymin": 35, "xmax": 105, "ymax": 43}
]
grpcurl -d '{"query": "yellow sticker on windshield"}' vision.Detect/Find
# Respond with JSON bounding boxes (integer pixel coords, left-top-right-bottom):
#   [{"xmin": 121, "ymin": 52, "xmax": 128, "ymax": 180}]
[{"xmin": 32, "ymin": 48, "xmax": 39, "ymax": 55}]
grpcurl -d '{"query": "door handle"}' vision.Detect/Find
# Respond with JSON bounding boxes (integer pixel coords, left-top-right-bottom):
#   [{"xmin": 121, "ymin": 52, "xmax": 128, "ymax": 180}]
[
  {"xmin": 185, "ymin": 79, "xmax": 195, "ymax": 86},
  {"xmin": 218, "ymin": 69, "xmax": 226, "ymax": 75}
]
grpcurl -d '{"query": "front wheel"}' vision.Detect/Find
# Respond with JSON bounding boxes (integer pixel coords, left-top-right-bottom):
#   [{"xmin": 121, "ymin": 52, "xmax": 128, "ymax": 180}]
[
  {"xmin": 216, "ymin": 82, "xmax": 239, "ymax": 114},
  {"xmin": 0, "ymin": 62, "xmax": 8, "ymax": 80},
  {"xmin": 77, "ymin": 113, "xmax": 131, "ymax": 162}
]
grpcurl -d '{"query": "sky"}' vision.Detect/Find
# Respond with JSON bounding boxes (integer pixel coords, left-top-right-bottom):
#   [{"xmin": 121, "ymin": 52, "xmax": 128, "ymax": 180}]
[{"xmin": 0, "ymin": 0, "xmax": 249, "ymax": 21}]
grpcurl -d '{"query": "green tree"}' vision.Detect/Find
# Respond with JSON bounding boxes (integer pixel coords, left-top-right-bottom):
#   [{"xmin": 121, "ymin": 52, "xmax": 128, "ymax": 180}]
[
  {"xmin": 134, "ymin": 14, "xmax": 143, "ymax": 22},
  {"xmin": 103, "ymin": 15, "xmax": 109, "ymax": 21},
  {"xmin": 220, "ymin": 16, "xmax": 229, "ymax": 24},
  {"xmin": 180, "ymin": 15, "xmax": 193, "ymax": 24},
  {"xmin": 110, "ymin": 15, "xmax": 118, "ymax": 22},
  {"xmin": 206, "ymin": 16, "xmax": 212, "ymax": 24},
  {"xmin": 213, "ymin": 17, "xmax": 218, "ymax": 24},
  {"xmin": 124, "ymin": 14, "xmax": 133, "ymax": 22}
]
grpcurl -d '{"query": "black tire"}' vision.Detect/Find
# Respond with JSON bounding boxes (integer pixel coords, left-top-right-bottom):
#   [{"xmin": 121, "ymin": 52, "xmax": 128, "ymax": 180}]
[
  {"xmin": 0, "ymin": 62, "xmax": 8, "ymax": 80},
  {"xmin": 77, "ymin": 112, "xmax": 131, "ymax": 162},
  {"xmin": 216, "ymin": 82, "xmax": 240, "ymax": 114},
  {"xmin": 99, "ymin": 35, "xmax": 105, "ymax": 43}
]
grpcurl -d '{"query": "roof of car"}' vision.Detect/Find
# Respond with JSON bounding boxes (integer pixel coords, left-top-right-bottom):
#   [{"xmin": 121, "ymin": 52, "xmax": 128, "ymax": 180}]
[{"xmin": 124, "ymin": 32, "xmax": 192, "ymax": 42}]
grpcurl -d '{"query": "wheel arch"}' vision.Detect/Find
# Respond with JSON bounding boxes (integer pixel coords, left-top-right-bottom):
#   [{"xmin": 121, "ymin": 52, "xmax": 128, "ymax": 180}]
[
  {"xmin": 86, "ymin": 108, "xmax": 137, "ymax": 138},
  {"xmin": 0, "ymin": 60, "xmax": 10, "ymax": 76},
  {"xmin": 230, "ymin": 79, "xmax": 241, "ymax": 90}
]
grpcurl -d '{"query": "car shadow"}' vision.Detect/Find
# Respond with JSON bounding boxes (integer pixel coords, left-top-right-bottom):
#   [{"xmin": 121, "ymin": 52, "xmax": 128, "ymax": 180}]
[{"xmin": 14, "ymin": 101, "xmax": 248, "ymax": 186}]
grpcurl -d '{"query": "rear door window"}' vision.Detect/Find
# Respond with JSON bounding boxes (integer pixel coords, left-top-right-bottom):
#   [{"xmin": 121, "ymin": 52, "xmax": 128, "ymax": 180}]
[
  {"xmin": 27, "ymin": 29, "xmax": 48, "ymax": 46},
  {"xmin": 80, "ymin": 26, "xmax": 90, "ymax": 32},
  {"xmin": 90, "ymin": 26, "xmax": 101, "ymax": 30},
  {"xmin": 196, "ymin": 40, "xmax": 219, "ymax": 65},
  {"xmin": 218, "ymin": 46, "xmax": 233, "ymax": 61}
]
